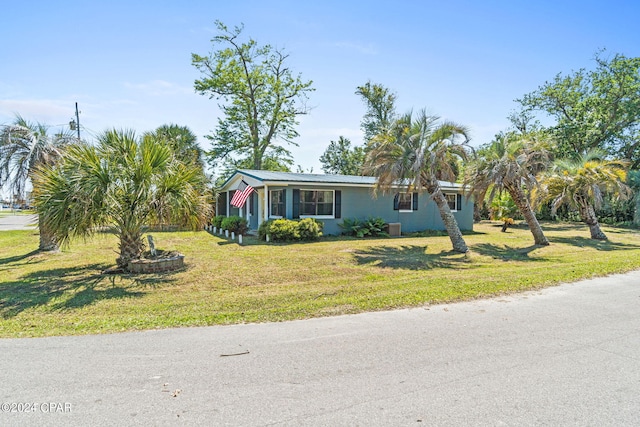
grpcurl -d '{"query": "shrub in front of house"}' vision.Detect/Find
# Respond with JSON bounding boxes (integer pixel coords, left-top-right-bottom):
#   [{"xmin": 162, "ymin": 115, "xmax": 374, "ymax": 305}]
[
  {"xmin": 257, "ymin": 219, "xmax": 272, "ymax": 241},
  {"xmin": 258, "ymin": 218, "xmax": 323, "ymax": 242},
  {"xmin": 220, "ymin": 215, "xmax": 249, "ymax": 235},
  {"xmin": 211, "ymin": 215, "xmax": 225, "ymax": 228},
  {"xmin": 339, "ymin": 217, "xmax": 364, "ymax": 236},
  {"xmin": 339, "ymin": 216, "xmax": 389, "ymax": 238},
  {"xmin": 297, "ymin": 218, "xmax": 323, "ymax": 241},
  {"xmin": 265, "ymin": 219, "xmax": 299, "ymax": 241}
]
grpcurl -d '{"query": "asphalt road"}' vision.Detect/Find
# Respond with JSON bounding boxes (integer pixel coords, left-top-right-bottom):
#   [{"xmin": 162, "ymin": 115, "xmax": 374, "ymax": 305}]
[
  {"xmin": 0, "ymin": 214, "xmax": 37, "ymax": 231},
  {"xmin": 1, "ymin": 271, "xmax": 639, "ymax": 426}
]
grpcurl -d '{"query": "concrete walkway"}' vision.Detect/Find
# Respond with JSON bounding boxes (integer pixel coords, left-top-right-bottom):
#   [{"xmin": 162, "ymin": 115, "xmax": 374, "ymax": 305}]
[{"xmin": 1, "ymin": 271, "xmax": 640, "ymax": 426}]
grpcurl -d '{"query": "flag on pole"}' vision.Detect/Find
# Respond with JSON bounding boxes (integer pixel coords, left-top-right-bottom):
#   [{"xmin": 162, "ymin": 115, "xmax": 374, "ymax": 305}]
[{"xmin": 230, "ymin": 180, "xmax": 255, "ymax": 208}]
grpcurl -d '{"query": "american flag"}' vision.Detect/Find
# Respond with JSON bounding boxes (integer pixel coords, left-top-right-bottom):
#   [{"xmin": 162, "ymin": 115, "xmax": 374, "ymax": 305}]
[{"xmin": 230, "ymin": 180, "xmax": 255, "ymax": 208}]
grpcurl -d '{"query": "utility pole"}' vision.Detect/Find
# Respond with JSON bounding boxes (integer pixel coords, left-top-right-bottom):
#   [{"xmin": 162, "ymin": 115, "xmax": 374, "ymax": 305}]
[
  {"xmin": 70, "ymin": 102, "xmax": 81, "ymax": 140},
  {"xmin": 74, "ymin": 102, "xmax": 80, "ymax": 140}
]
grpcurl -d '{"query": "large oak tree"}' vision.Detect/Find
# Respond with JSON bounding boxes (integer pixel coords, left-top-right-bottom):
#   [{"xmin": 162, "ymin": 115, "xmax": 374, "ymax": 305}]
[
  {"xmin": 192, "ymin": 21, "xmax": 314, "ymax": 172},
  {"xmin": 518, "ymin": 52, "xmax": 640, "ymax": 166}
]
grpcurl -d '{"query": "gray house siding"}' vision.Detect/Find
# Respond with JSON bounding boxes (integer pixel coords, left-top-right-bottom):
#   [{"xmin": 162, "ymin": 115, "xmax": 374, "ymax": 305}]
[
  {"xmin": 263, "ymin": 185, "xmax": 473, "ymax": 236},
  {"xmin": 333, "ymin": 186, "xmax": 473, "ymax": 235},
  {"xmin": 219, "ymin": 170, "xmax": 474, "ymax": 236}
]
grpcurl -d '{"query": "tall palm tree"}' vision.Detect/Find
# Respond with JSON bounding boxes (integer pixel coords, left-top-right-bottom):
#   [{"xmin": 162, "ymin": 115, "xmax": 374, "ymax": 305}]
[
  {"xmin": 465, "ymin": 131, "xmax": 551, "ymax": 246},
  {"xmin": 144, "ymin": 124, "xmax": 205, "ymax": 169},
  {"xmin": 364, "ymin": 110, "xmax": 470, "ymax": 253},
  {"xmin": 537, "ymin": 150, "xmax": 631, "ymax": 240},
  {"xmin": 0, "ymin": 115, "xmax": 75, "ymax": 251},
  {"xmin": 33, "ymin": 129, "xmax": 211, "ymax": 270}
]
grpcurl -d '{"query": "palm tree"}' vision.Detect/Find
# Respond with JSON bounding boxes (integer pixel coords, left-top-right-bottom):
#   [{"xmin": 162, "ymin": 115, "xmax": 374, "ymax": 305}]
[
  {"xmin": 364, "ymin": 110, "xmax": 470, "ymax": 253},
  {"xmin": 537, "ymin": 150, "xmax": 631, "ymax": 240},
  {"xmin": 144, "ymin": 124, "xmax": 205, "ymax": 169},
  {"xmin": 0, "ymin": 115, "xmax": 75, "ymax": 251},
  {"xmin": 465, "ymin": 131, "xmax": 551, "ymax": 246},
  {"xmin": 33, "ymin": 129, "xmax": 211, "ymax": 270}
]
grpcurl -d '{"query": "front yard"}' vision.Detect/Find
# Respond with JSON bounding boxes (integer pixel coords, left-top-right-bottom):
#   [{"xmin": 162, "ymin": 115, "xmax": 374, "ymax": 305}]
[{"xmin": 1, "ymin": 221, "xmax": 640, "ymax": 337}]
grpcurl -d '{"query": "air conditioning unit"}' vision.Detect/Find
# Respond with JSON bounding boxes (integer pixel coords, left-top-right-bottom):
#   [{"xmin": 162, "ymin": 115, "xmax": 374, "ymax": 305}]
[{"xmin": 387, "ymin": 222, "xmax": 401, "ymax": 237}]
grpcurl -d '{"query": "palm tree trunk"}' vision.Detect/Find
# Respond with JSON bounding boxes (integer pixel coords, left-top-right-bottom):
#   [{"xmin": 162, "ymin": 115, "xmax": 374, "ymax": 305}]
[
  {"xmin": 427, "ymin": 182, "xmax": 469, "ymax": 253},
  {"xmin": 38, "ymin": 213, "xmax": 59, "ymax": 251},
  {"xmin": 505, "ymin": 183, "xmax": 550, "ymax": 246},
  {"xmin": 576, "ymin": 196, "xmax": 607, "ymax": 240},
  {"xmin": 117, "ymin": 229, "xmax": 144, "ymax": 269}
]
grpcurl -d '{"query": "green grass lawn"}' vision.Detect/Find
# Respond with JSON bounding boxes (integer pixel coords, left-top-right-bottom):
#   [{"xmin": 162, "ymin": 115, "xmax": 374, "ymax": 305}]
[{"xmin": 1, "ymin": 221, "xmax": 640, "ymax": 337}]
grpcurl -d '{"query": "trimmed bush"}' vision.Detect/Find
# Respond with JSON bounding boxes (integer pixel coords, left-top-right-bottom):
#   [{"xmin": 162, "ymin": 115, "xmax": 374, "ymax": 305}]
[
  {"xmin": 220, "ymin": 215, "xmax": 249, "ymax": 235},
  {"xmin": 297, "ymin": 218, "xmax": 323, "ymax": 241},
  {"xmin": 259, "ymin": 218, "xmax": 323, "ymax": 242},
  {"xmin": 211, "ymin": 215, "xmax": 225, "ymax": 228},
  {"xmin": 268, "ymin": 219, "xmax": 300, "ymax": 241}
]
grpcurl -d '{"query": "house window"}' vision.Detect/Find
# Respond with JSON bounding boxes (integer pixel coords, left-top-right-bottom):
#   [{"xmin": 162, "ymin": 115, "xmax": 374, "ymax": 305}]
[
  {"xmin": 270, "ymin": 190, "xmax": 285, "ymax": 217},
  {"xmin": 300, "ymin": 190, "xmax": 334, "ymax": 217},
  {"xmin": 397, "ymin": 193, "xmax": 413, "ymax": 211},
  {"xmin": 445, "ymin": 193, "xmax": 458, "ymax": 211},
  {"xmin": 394, "ymin": 192, "xmax": 417, "ymax": 212}
]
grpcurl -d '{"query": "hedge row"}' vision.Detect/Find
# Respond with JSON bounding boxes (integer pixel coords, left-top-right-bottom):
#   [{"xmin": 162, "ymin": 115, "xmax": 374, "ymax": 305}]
[{"xmin": 258, "ymin": 218, "xmax": 323, "ymax": 242}]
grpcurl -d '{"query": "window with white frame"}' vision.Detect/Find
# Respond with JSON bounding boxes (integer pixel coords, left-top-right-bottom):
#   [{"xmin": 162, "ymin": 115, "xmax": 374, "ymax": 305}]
[
  {"xmin": 395, "ymin": 192, "xmax": 414, "ymax": 212},
  {"xmin": 445, "ymin": 193, "xmax": 458, "ymax": 211},
  {"xmin": 300, "ymin": 190, "xmax": 334, "ymax": 217},
  {"xmin": 270, "ymin": 190, "xmax": 285, "ymax": 217}
]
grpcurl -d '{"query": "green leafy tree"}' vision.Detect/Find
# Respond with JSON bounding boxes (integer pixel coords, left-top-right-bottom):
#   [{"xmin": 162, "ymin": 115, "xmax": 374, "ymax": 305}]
[
  {"xmin": 365, "ymin": 110, "xmax": 470, "ymax": 253},
  {"xmin": 490, "ymin": 192, "xmax": 520, "ymax": 220},
  {"xmin": 518, "ymin": 52, "xmax": 640, "ymax": 166},
  {"xmin": 192, "ymin": 21, "xmax": 314, "ymax": 171},
  {"xmin": 628, "ymin": 170, "xmax": 640, "ymax": 226},
  {"xmin": 537, "ymin": 150, "xmax": 631, "ymax": 240},
  {"xmin": 0, "ymin": 115, "xmax": 75, "ymax": 251},
  {"xmin": 465, "ymin": 131, "xmax": 551, "ymax": 246},
  {"xmin": 319, "ymin": 136, "xmax": 365, "ymax": 175},
  {"xmin": 33, "ymin": 129, "xmax": 211, "ymax": 270},
  {"xmin": 356, "ymin": 81, "xmax": 398, "ymax": 144}
]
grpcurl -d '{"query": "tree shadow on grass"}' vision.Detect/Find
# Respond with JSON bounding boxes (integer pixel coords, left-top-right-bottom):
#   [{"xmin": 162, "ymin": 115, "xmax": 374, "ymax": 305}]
[
  {"xmin": 471, "ymin": 243, "xmax": 543, "ymax": 261},
  {"xmin": 0, "ymin": 263, "xmax": 177, "ymax": 319},
  {"xmin": 548, "ymin": 236, "xmax": 640, "ymax": 251},
  {"xmin": 353, "ymin": 245, "xmax": 471, "ymax": 270},
  {"xmin": 0, "ymin": 249, "xmax": 42, "ymax": 266}
]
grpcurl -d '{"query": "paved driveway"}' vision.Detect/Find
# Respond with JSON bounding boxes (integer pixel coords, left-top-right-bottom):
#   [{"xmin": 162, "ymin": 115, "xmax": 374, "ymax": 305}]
[
  {"xmin": 1, "ymin": 271, "xmax": 639, "ymax": 426},
  {"xmin": 0, "ymin": 214, "xmax": 37, "ymax": 231}
]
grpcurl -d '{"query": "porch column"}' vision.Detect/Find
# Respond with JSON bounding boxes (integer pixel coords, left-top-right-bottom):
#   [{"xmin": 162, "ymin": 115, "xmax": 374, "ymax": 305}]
[
  {"xmin": 256, "ymin": 189, "xmax": 264, "ymax": 227},
  {"xmin": 225, "ymin": 191, "xmax": 229, "ymax": 217},
  {"xmin": 262, "ymin": 184, "xmax": 269, "ymax": 224}
]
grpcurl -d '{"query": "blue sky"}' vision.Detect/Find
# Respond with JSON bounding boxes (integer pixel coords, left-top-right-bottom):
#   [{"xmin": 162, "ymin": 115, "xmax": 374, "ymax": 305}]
[{"xmin": 1, "ymin": 0, "xmax": 639, "ymax": 176}]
